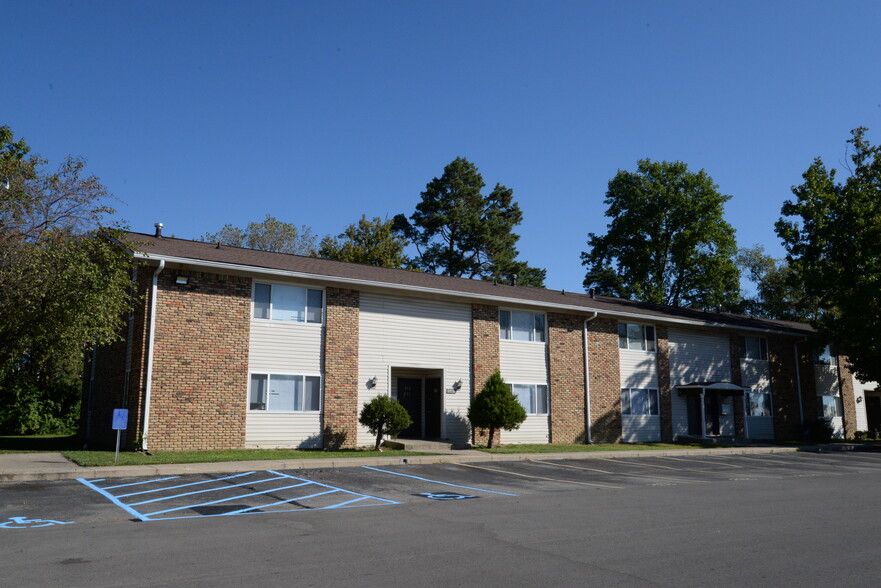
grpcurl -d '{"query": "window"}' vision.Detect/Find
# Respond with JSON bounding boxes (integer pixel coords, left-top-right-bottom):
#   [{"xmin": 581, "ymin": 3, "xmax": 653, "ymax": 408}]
[
  {"xmin": 620, "ymin": 388, "xmax": 659, "ymax": 416},
  {"xmin": 499, "ymin": 310, "xmax": 546, "ymax": 342},
  {"xmin": 509, "ymin": 383, "xmax": 548, "ymax": 414},
  {"xmin": 739, "ymin": 336, "xmax": 768, "ymax": 361},
  {"xmin": 813, "ymin": 345, "xmax": 833, "ymax": 366},
  {"xmin": 748, "ymin": 390, "xmax": 771, "ymax": 417},
  {"xmin": 818, "ymin": 394, "xmax": 841, "ymax": 419},
  {"xmin": 618, "ymin": 323, "xmax": 656, "ymax": 351},
  {"xmin": 249, "ymin": 374, "xmax": 321, "ymax": 411},
  {"xmin": 254, "ymin": 283, "xmax": 323, "ymax": 323}
]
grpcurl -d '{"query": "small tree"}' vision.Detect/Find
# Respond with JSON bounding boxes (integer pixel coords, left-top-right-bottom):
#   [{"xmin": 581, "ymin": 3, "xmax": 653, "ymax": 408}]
[
  {"xmin": 467, "ymin": 370, "xmax": 527, "ymax": 448},
  {"xmin": 359, "ymin": 395, "xmax": 413, "ymax": 451}
]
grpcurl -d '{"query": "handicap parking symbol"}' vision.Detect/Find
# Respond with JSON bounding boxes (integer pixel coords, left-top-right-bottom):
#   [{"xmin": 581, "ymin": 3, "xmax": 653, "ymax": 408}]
[
  {"xmin": 416, "ymin": 492, "xmax": 477, "ymax": 500},
  {"xmin": 0, "ymin": 516, "xmax": 74, "ymax": 529}
]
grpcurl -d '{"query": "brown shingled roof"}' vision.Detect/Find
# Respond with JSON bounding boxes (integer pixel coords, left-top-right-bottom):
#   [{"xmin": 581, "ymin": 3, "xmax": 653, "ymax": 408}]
[{"xmin": 123, "ymin": 231, "xmax": 813, "ymax": 335}]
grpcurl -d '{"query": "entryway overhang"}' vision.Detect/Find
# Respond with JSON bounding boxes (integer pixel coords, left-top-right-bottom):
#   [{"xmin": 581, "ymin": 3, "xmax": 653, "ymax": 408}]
[{"xmin": 675, "ymin": 382, "xmax": 751, "ymax": 440}]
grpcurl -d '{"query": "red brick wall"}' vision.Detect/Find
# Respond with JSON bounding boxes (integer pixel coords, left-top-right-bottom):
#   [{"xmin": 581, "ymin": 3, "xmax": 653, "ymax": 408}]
[
  {"xmin": 548, "ymin": 313, "xmax": 587, "ymax": 444},
  {"xmin": 147, "ymin": 270, "xmax": 251, "ymax": 451},
  {"xmin": 323, "ymin": 287, "xmax": 360, "ymax": 449},
  {"xmin": 838, "ymin": 356, "xmax": 857, "ymax": 439},
  {"xmin": 768, "ymin": 336, "xmax": 804, "ymax": 441},
  {"xmin": 588, "ymin": 318, "xmax": 621, "ymax": 443},
  {"xmin": 471, "ymin": 304, "xmax": 500, "ymax": 444},
  {"xmin": 655, "ymin": 325, "xmax": 673, "ymax": 442}
]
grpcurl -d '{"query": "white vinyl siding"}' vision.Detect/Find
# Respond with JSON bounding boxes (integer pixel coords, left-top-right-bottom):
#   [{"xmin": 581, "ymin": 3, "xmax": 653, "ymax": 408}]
[
  {"xmin": 742, "ymin": 357, "xmax": 774, "ymax": 439},
  {"xmin": 815, "ymin": 360, "xmax": 843, "ymax": 438},
  {"xmin": 619, "ymin": 346, "xmax": 660, "ymax": 442},
  {"xmin": 500, "ymin": 340, "xmax": 549, "ymax": 444},
  {"xmin": 359, "ymin": 293, "xmax": 471, "ymax": 446},
  {"xmin": 669, "ymin": 329, "xmax": 732, "ymax": 438},
  {"xmin": 852, "ymin": 377, "xmax": 878, "ymax": 432},
  {"xmin": 246, "ymin": 294, "xmax": 324, "ymax": 449}
]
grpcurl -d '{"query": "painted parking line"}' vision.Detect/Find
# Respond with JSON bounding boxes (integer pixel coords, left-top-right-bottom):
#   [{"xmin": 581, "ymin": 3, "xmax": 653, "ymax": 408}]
[
  {"xmin": 361, "ymin": 466, "xmax": 518, "ymax": 496},
  {"xmin": 659, "ymin": 456, "xmax": 743, "ymax": 469},
  {"xmin": 79, "ymin": 470, "xmax": 399, "ymax": 521},
  {"xmin": 530, "ymin": 459, "xmax": 695, "ymax": 484},
  {"xmin": 594, "ymin": 457, "xmax": 683, "ymax": 471},
  {"xmin": 457, "ymin": 462, "xmax": 624, "ymax": 489}
]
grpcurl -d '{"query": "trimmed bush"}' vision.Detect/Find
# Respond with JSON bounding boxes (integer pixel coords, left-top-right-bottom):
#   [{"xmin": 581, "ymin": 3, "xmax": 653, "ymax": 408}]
[
  {"xmin": 359, "ymin": 395, "xmax": 412, "ymax": 451},
  {"xmin": 467, "ymin": 370, "xmax": 527, "ymax": 448}
]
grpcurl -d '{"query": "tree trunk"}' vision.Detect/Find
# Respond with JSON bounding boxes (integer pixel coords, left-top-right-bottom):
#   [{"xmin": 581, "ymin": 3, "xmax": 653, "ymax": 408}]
[
  {"xmin": 487, "ymin": 427, "xmax": 496, "ymax": 449},
  {"xmin": 374, "ymin": 427, "xmax": 384, "ymax": 451}
]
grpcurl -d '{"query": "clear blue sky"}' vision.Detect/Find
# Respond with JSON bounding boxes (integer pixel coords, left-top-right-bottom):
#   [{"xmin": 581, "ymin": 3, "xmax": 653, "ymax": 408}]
[{"xmin": 5, "ymin": 1, "xmax": 880, "ymax": 291}]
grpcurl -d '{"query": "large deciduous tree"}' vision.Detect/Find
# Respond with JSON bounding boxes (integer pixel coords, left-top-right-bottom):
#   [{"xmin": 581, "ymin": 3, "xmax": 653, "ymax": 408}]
[
  {"xmin": 734, "ymin": 245, "xmax": 812, "ymax": 321},
  {"xmin": 582, "ymin": 159, "xmax": 740, "ymax": 308},
  {"xmin": 202, "ymin": 214, "xmax": 317, "ymax": 255},
  {"xmin": 776, "ymin": 127, "xmax": 881, "ymax": 383},
  {"xmin": 318, "ymin": 215, "xmax": 408, "ymax": 267},
  {"xmin": 0, "ymin": 126, "xmax": 132, "ymax": 434},
  {"xmin": 393, "ymin": 157, "xmax": 546, "ymax": 287}
]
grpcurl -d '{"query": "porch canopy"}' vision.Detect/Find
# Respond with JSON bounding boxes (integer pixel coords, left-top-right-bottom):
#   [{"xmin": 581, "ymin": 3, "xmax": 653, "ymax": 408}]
[{"xmin": 675, "ymin": 382, "xmax": 751, "ymax": 439}]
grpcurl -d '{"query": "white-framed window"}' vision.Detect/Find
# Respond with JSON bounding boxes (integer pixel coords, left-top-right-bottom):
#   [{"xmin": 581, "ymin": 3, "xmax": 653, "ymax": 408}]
[
  {"xmin": 499, "ymin": 310, "xmax": 546, "ymax": 343},
  {"xmin": 739, "ymin": 335, "xmax": 769, "ymax": 361},
  {"xmin": 253, "ymin": 283, "xmax": 323, "ymax": 323},
  {"xmin": 813, "ymin": 345, "xmax": 833, "ymax": 366},
  {"xmin": 818, "ymin": 394, "xmax": 842, "ymax": 419},
  {"xmin": 249, "ymin": 374, "xmax": 321, "ymax": 412},
  {"xmin": 618, "ymin": 323, "xmax": 656, "ymax": 352},
  {"xmin": 508, "ymin": 383, "xmax": 548, "ymax": 415},
  {"xmin": 621, "ymin": 388, "xmax": 659, "ymax": 416},
  {"xmin": 748, "ymin": 390, "xmax": 772, "ymax": 417}
]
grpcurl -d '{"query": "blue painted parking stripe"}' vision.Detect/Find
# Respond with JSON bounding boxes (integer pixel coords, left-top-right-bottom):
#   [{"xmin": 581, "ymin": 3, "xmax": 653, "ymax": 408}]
[
  {"xmin": 128, "ymin": 475, "xmax": 296, "ymax": 506},
  {"xmin": 142, "ymin": 482, "xmax": 320, "ymax": 517},
  {"xmin": 117, "ymin": 471, "xmax": 262, "ymax": 499},
  {"xmin": 325, "ymin": 496, "xmax": 371, "ymax": 509},
  {"xmin": 77, "ymin": 478, "xmax": 150, "ymax": 522},
  {"xmin": 361, "ymin": 466, "xmax": 518, "ymax": 496},
  {"xmin": 267, "ymin": 470, "xmax": 398, "ymax": 502},
  {"xmin": 149, "ymin": 501, "xmax": 396, "ymax": 521},
  {"xmin": 99, "ymin": 476, "xmax": 181, "ymax": 490},
  {"xmin": 223, "ymin": 489, "xmax": 342, "ymax": 515}
]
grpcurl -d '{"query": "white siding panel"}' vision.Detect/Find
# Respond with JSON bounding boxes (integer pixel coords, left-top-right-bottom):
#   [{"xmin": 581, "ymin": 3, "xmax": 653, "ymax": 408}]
[
  {"xmin": 622, "ymin": 416, "xmax": 661, "ymax": 442},
  {"xmin": 742, "ymin": 359, "xmax": 774, "ymax": 439},
  {"xmin": 500, "ymin": 341, "xmax": 547, "ymax": 383},
  {"xmin": 245, "ymin": 412, "xmax": 322, "ymax": 448},
  {"xmin": 669, "ymin": 329, "xmax": 732, "ymax": 438},
  {"xmin": 503, "ymin": 414, "xmax": 550, "ymax": 444},
  {"xmin": 747, "ymin": 416, "xmax": 775, "ymax": 439},
  {"xmin": 619, "ymin": 349, "xmax": 658, "ymax": 389},
  {"xmin": 852, "ymin": 377, "xmax": 878, "ymax": 432},
  {"xmin": 249, "ymin": 321, "xmax": 322, "ymax": 373},
  {"xmin": 358, "ymin": 293, "xmax": 472, "ymax": 446}
]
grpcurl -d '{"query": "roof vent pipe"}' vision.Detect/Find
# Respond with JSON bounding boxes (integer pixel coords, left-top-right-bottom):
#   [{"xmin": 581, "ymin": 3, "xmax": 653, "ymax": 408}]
[
  {"xmin": 154, "ymin": 222, "xmax": 164, "ymax": 238},
  {"xmin": 589, "ymin": 287, "xmax": 596, "ymax": 298}
]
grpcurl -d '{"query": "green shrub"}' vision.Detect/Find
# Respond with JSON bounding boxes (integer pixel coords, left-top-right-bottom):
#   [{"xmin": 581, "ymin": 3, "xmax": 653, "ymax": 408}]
[
  {"xmin": 467, "ymin": 370, "xmax": 527, "ymax": 448},
  {"xmin": 0, "ymin": 381, "xmax": 80, "ymax": 435},
  {"xmin": 359, "ymin": 395, "xmax": 412, "ymax": 451},
  {"xmin": 807, "ymin": 419, "xmax": 834, "ymax": 443},
  {"xmin": 853, "ymin": 430, "xmax": 867, "ymax": 441}
]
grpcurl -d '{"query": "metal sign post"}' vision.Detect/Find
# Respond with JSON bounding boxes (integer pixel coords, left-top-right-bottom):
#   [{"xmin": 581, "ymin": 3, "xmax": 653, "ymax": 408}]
[{"xmin": 112, "ymin": 409, "xmax": 128, "ymax": 464}]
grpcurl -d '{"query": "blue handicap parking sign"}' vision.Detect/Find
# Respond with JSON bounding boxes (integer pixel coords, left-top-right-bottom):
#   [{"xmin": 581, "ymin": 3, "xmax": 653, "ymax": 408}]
[{"xmin": 112, "ymin": 409, "xmax": 128, "ymax": 430}]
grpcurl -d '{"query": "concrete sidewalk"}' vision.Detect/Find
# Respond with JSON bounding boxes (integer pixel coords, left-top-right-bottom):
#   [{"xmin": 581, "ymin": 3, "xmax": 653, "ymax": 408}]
[{"xmin": 0, "ymin": 445, "xmax": 806, "ymax": 483}]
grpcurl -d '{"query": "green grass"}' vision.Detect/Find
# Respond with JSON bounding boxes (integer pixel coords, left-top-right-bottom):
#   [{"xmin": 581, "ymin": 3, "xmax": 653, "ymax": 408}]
[
  {"xmin": 0, "ymin": 434, "xmax": 81, "ymax": 453},
  {"xmin": 62, "ymin": 448, "xmax": 434, "ymax": 467},
  {"xmin": 476, "ymin": 442, "xmax": 710, "ymax": 453}
]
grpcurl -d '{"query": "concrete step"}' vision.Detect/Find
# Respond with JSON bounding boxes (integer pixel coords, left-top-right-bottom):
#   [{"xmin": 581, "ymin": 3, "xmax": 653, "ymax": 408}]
[{"xmin": 383, "ymin": 439, "xmax": 459, "ymax": 453}]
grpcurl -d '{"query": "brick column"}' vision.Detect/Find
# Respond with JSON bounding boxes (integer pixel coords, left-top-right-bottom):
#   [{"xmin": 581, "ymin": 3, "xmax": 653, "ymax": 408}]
[
  {"xmin": 587, "ymin": 318, "xmax": 621, "ymax": 443},
  {"xmin": 768, "ymin": 336, "xmax": 804, "ymax": 441},
  {"xmin": 149, "ymin": 270, "xmax": 251, "ymax": 451},
  {"xmin": 838, "ymin": 356, "xmax": 858, "ymax": 439},
  {"xmin": 656, "ymin": 325, "xmax": 673, "ymax": 442},
  {"xmin": 323, "ymin": 287, "xmax": 360, "ymax": 449},
  {"xmin": 471, "ymin": 304, "xmax": 500, "ymax": 445},
  {"xmin": 729, "ymin": 333, "xmax": 745, "ymax": 437},
  {"xmin": 548, "ymin": 313, "xmax": 587, "ymax": 444}
]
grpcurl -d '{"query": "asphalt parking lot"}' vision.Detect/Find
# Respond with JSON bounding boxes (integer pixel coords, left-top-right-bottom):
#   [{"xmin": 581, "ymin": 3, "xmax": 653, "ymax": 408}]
[{"xmin": 3, "ymin": 451, "xmax": 881, "ymax": 586}]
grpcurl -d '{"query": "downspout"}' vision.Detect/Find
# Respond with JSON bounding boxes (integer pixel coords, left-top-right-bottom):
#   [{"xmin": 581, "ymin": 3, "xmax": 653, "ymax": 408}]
[
  {"xmin": 793, "ymin": 338, "xmax": 807, "ymax": 431},
  {"xmin": 141, "ymin": 260, "xmax": 165, "ymax": 451},
  {"xmin": 85, "ymin": 344, "xmax": 97, "ymax": 448},
  {"xmin": 583, "ymin": 311, "xmax": 599, "ymax": 444}
]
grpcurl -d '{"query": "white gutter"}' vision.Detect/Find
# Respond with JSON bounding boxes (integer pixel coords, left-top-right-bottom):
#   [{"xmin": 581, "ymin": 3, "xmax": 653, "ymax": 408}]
[
  {"xmin": 132, "ymin": 252, "xmax": 808, "ymax": 336},
  {"xmin": 141, "ymin": 259, "xmax": 165, "ymax": 451},
  {"xmin": 583, "ymin": 312, "xmax": 599, "ymax": 443}
]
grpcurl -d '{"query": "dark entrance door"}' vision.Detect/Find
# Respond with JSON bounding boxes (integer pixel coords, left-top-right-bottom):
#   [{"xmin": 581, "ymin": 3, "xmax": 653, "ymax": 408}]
[
  {"xmin": 397, "ymin": 378, "xmax": 422, "ymax": 438},
  {"xmin": 705, "ymin": 393, "xmax": 721, "ymax": 436},
  {"xmin": 866, "ymin": 395, "xmax": 881, "ymax": 435},
  {"xmin": 687, "ymin": 394, "xmax": 703, "ymax": 436},
  {"xmin": 424, "ymin": 378, "xmax": 442, "ymax": 439}
]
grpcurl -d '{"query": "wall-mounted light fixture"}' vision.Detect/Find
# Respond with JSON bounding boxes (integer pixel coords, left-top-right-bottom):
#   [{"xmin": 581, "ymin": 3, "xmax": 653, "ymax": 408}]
[
  {"xmin": 367, "ymin": 376, "xmax": 378, "ymax": 388},
  {"xmin": 452, "ymin": 379, "xmax": 463, "ymax": 391},
  {"xmin": 175, "ymin": 276, "xmax": 189, "ymax": 285},
  {"xmin": 857, "ymin": 396, "xmax": 863, "ymax": 403}
]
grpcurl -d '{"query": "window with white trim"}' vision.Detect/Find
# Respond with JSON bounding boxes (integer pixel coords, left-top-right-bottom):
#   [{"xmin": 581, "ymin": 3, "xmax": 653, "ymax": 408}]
[
  {"xmin": 499, "ymin": 310, "xmax": 546, "ymax": 343},
  {"xmin": 748, "ymin": 390, "xmax": 771, "ymax": 417},
  {"xmin": 620, "ymin": 388, "xmax": 659, "ymax": 416},
  {"xmin": 813, "ymin": 345, "xmax": 833, "ymax": 366},
  {"xmin": 249, "ymin": 374, "xmax": 321, "ymax": 412},
  {"xmin": 508, "ymin": 383, "xmax": 548, "ymax": 415},
  {"xmin": 253, "ymin": 283, "xmax": 323, "ymax": 323},
  {"xmin": 818, "ymin": 394, "xmax": 842, "ymax": 419},
  {"xmin": 739, "ymin": 336, "xmax": 768, "ymax": 361},
  {"xmin": 618, "ymin": 323, "xmax": 656, "ymax": 351}
]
